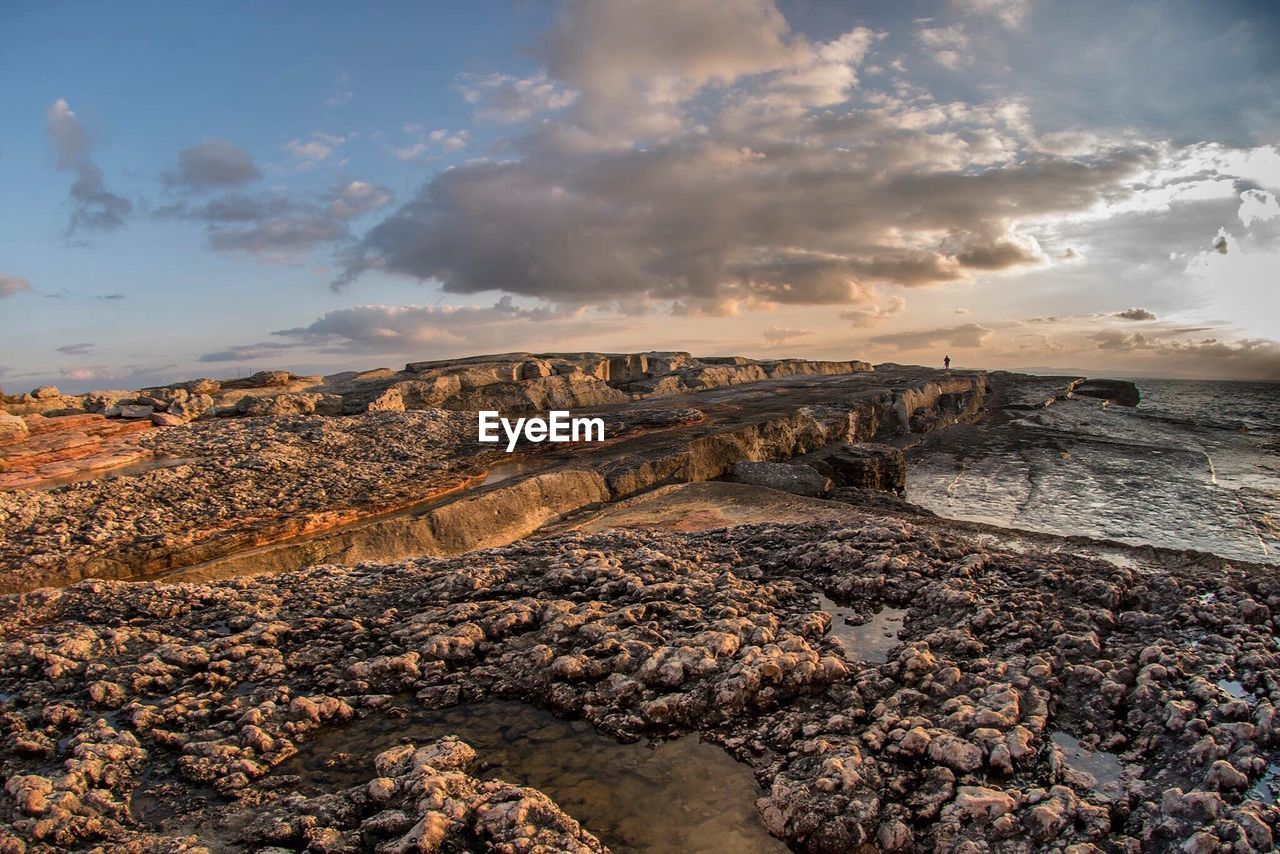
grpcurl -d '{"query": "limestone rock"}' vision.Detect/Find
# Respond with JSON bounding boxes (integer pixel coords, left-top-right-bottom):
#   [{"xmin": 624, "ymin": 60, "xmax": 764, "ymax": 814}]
[
  {"xmin": 730, "ymin": 461, "xmax": 833, "ymax": 497},
  {"xmin": 1073, "ymin": 378, "xmax": 1140, "ymax": 407},
  {"xmin": 0, "ymin": 411, "xmax": 28, "ymax": 443}
]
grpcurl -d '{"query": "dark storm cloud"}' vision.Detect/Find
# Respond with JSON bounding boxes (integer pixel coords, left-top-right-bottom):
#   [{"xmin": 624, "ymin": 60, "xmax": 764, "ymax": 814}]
[
  {"xmin": 164, "ymin": 139, "xmax": 262, "ymax": 192},
  {"xmin": 1115, "ymin": 307, "xmax": 1157, "ymax": 321},
  {"xmin": 55, "ymin": 343, "xmax": 95, "ymax": 356},
  {"xmin": 45, "ymin": 99, "xmax": 132, "ymax": 233}
]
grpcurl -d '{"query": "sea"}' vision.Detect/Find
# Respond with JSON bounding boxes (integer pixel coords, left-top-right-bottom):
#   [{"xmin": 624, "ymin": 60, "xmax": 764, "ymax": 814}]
[{"xmin": 905, "ymin": 377, "xmax": 1280, "ymax": 564}]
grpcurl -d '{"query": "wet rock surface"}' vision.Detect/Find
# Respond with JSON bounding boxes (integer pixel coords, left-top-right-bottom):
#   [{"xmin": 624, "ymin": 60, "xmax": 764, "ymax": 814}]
[{"xmin": 1, "ymin": 514, "xmax": 1278, "ymax": 851}]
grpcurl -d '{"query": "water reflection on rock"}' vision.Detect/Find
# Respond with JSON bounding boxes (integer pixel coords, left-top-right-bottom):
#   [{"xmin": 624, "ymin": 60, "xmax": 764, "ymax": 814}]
[
  {"xmin": 278, "ymin": 700, "xmax": 787, "ymax": 854},
  {"xmin": 816, "ymin": 593, "xmax": 905, "ymax": 663}
]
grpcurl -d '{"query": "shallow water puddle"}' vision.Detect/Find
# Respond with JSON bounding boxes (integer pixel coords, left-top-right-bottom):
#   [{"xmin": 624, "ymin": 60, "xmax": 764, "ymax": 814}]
[
  {"xmin": 278, "ymin": 700, "xmax": 786, "ymax": 854},
  {"xmin": 1218, "ymin": 678, "xmax": 1248, "ymax": 700},
  {"xmin": 1249, "ymin": 763, "xmax": 1280, "ymax": 804},
  {"xmin": 816, "ymin": 593, "xmax": 906, "ymax": 663},
  {"xmin": 31, "ymin": 455, "xmax": 200, "ymax": 491},
  {"xmin": 1051, "ymin": 732, "xmax": 1124, "ymax": 797},
  {"xmin": 480, "ymin": 459, "xmax": 540, "ymax": 485}
]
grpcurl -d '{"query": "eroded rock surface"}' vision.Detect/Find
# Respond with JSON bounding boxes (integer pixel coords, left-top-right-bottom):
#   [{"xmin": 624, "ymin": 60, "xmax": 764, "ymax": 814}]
[
  {"xmin": 1, "ymin": 516, "xmax": 1277, "ymax": 851},
  {"xmin": 0, "ymin": 364, "xmax": 991, "ymax": 593}
]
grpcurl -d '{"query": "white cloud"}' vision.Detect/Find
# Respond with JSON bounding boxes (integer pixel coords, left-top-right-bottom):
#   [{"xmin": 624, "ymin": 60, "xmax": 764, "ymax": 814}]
[
  {"xmin": 950, "ymin": 0, "xmax": 1031, "ymax": 28},
  {"xmin": 0, "ymin": 274, "xmax": 31, "ymax": 299},
  {"xmin": 915, "ymin": 25, "xmax": 970, "ymax": 71},
  {"xmin": 283, "ymin": 132, "xmax": 346, "ymax": 164},
  {"xmin": 457, "ymin": 72, "xmax": 577, "ymax": 123}
]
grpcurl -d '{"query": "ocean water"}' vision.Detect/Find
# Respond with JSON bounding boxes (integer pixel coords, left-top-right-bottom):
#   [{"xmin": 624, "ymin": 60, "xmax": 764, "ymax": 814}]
[{"xmin": 906, "ymin": 377, "xmax": 1280, "ymax": 563}]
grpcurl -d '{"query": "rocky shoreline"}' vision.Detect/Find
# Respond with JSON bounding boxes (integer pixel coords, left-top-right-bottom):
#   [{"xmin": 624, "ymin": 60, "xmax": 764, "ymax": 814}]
[
  {"xmin": 1, "ymin": 507, "xmax": 1277, "ymax": 851},
  {"xmin": 2, "ymin": 353, "xmax": 1267, "ymax": 852},
  {"xmin": 0, "ymin": 355, "xmax": 986, "ymax": 594}
]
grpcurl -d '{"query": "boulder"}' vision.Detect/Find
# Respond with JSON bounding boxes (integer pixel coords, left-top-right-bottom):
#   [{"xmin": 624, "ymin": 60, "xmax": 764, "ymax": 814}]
[
  {"xmin": 236, "ymin": 393, "xmax": 342, "ymax": 417},
  {"xmin": 730, "ymin": 461, "xmax": 833, "ymax": 497},
  {"xmin": 0, "ymin": 412, "xmax": 28, "ymax": 443},
  {"xmin": 1073, "ymin": 378, "xmax": 1140, "ymax": 407},
  {"xmin": 31, "ymin": 386, "xmax": 60, "ymax": 400},
  {"xmin": 150, "ymin": 412, "xmax": 187, "ymax": 428},
  {"xmin": 82, "ymin": 390, "xmax": 135, "ymax": 413},
  {"xmin": 169, "ymin": 393, "xmax": 214, "ymax": 421},
  {"xmin": 117, "ymin": 404, "xmax": 155, "ymax": 419},
  {"xmin": 808, "ymin": 443, "xmax": 906, "ymax": 493}
]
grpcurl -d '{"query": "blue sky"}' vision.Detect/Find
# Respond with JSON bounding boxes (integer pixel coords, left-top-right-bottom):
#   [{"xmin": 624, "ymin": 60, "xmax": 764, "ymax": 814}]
[{"xmin": 3, "ymin": 0, "xmax": 1279, "ymax": 391}]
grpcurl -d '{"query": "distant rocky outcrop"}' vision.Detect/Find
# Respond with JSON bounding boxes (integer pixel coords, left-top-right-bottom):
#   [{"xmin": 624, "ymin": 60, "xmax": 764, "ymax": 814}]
[
  {"xmin": 1, "ymin": 352, "xmax": 875, "ymax": 426},
  {"xmin": 1072, "ymin": 378, "xmax": 1141, "ymax": 407}
]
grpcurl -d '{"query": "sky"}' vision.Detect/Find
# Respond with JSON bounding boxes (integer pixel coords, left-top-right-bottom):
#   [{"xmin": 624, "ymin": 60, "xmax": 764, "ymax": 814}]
[{"xmin": 2, "ymin": 0, "xmax": 1279, "ymax": 393}]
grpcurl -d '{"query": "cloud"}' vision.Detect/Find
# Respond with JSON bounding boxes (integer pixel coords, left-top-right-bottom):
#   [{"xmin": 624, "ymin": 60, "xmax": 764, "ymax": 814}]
[
  {"xmin": 44, "ymin": 99, "xmax": 132, "ymax": 233},
  {"xmin": 840, "ymin": 295, "xmax": 906, "ymax": 327},
  {"xmin": 159, "ymin": 180, "xmax": 392, "ymax": 258},
  {"xmin": 326, "ymin": 72, "xmax": 353, "ymax": 108},
  {"xmin": 339, "ymin": 106, "xmax": 1144, "ymax": 308},
  {"xmin": 457, "ymin": 72, "xmax": 577, "ymax": 123},
  {"xmin": 1239, "ymin": 189, "xmax": 1280, "ymax": 229},
  {"xmin": 97, "ymin": 292, "xmax": 127, "ymax": 301},
  {"xmin": 761, "ymin": 326, "xmax": 812, "ymax": 345},
  {"xmin": 284, "ymin": 132, "xmax": 345, "ymax": 164},
  {"xmin": 165, "ymin": 139, "xmax": 261, "ymax": 191},
  {"xmin": 197, "ymin": 341, "xmax": 298, "ymax": 364},
  {"xmin": 201, "ymin": 298, "xmax": 627, "ymax": 362},
  {"xmin": 916, "ymin": 25, "xmax": 970, "ymax": 71},
  {"xmin": 1214, "ymin": 234, "xmax": 1229, "ymax": 254},
  {"xmin": 870, "ymin": 322, "xmax": 993, "ymax": 350},
  {"xmin": 334, "ymin": 1, "xmax": 1163, "ymax": 312},
  {"xmin": 393, "ymin": 126, "xmax": 469, "ymax": 161},
  {"xmin": 0, "ymin": 274, "xmax": 31, "ymax": 299},
  {"xmin": 1115, "ymin": 307, "xmax": 1156, "ymax": 321},
  {"xmin": 57, "ymin": 365, "xmax": 129, "ymax": 382},
  {"xmin": 541, "ymin": 0, "xmax": 803, "ymax": 138},
  {"xmin": 55, "ymin": 343, "xmax": 95, "ymax": 356},
  {"xmin": 950, "ymin": 0, "xmax": 1031, "ymax": 28},
  {"xmin": 1082, "ymin": 331, "xmax": 1280, "ymax": 380}
]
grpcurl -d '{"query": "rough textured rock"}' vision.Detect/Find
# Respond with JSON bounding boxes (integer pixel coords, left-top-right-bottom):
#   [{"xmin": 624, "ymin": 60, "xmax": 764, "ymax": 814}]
[
  {"xmin": 731, "ymin": 460, "xmax": 833, "ymax": 497},
  {"xmin": 0, "ymin": 414, "xmax": 153, "ymax": 491},
  {"xmin": 0, "ymin": 519, "xmax": 1276, "ymax": 851},
  {"xmin": 1073, "ymin": 378, "xmax": 1141, "ymax": 407},
  {"xmin": 803, "ymin": 443, "xmax": 906, "ymax": 493},
  {"xmin": 0, "ymin": 365, "xmax": 989, "ymax": 591},
  {"xmin": 0, "ymin": 412, "xmax": 28, "ymax": 443}
]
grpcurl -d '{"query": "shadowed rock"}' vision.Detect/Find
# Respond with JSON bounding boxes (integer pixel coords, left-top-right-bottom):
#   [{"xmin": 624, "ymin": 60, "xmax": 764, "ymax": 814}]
[
  {"xmin": 731, "ymin": 460, "xmax": 833, "ymax": 497},
  {"xmin": 1073, "ymin": 378, "xmax": 1141, "ymax": 407}
]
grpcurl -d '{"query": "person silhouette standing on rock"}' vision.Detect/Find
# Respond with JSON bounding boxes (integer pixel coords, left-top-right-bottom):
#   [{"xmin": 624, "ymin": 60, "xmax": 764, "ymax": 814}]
[{"xmin": 943, "ymin": 355, "xmax": 951, "ymax": 370}]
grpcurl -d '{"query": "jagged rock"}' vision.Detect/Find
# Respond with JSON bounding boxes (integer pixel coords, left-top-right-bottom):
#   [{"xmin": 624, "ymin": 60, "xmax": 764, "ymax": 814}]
[
  {"xmin": 236, "ymin": 393, "xmax": 342, "ymax": 417},
  {"xmin": 150, "ymin": 412, "xmax": 187, "ymax": 428},
  {"xmin": 0, "ymin": 412, "xmax": 28, "ymax": 443},
  {"xmin": 117, "ymin": 404, "xmax": 155, "ymax": 419},
  {"xmin": 1073, "ymin": 378, "xmax": 1141, "ymax": 407},
  {"xmin": 31, "ymin": 386, "xmax": 61, "ymax": 400},
  {"xmin": 806, "ymin": 443, "xmax": 906, "ymax": 493},
  {"xmin": 730, "ymin": 461, "xmax": 833, "ymax": 497}
]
